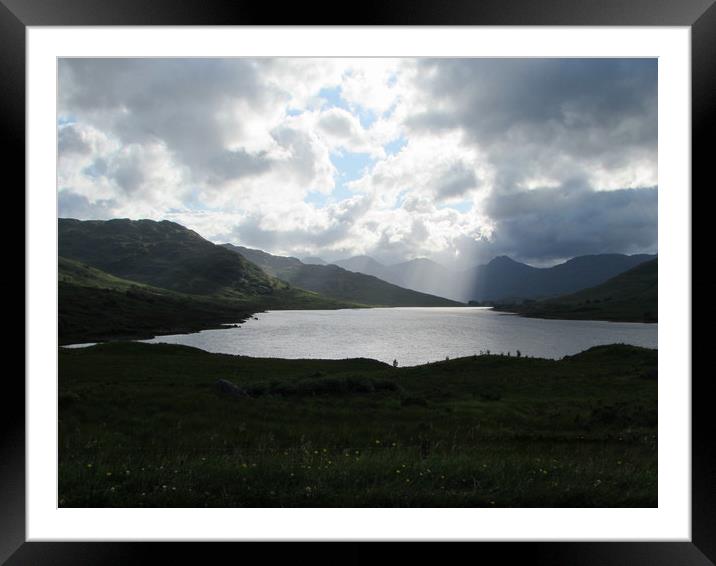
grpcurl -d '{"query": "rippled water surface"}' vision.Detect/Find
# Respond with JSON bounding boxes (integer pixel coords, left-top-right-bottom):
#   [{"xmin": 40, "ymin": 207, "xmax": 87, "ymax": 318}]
[{"xmin": 139, "ymin": 307, "xmax": 657, "ymax": 366}]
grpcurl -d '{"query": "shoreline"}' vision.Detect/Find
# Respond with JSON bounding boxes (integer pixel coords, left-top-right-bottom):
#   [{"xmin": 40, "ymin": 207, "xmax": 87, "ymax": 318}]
[
  {"xmin": 492, "ymin": 305, "xmax": 658, "ymax": 324},
  {"xmin": 59, "ymin": 340, "xmax": 658, "ymax": 367}
]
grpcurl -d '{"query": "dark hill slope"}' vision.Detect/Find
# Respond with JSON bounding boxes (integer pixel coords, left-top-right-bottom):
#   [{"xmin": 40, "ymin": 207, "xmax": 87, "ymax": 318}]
[
  {"xmin": 59, "ymin": 218, "xmax": 274, "ymax": 298},
  {"xmin": 58, "ymin": 219, "xmax": 359, "ymax": 343},
  {"xmin": 466, "ymin": 253, "xmax": 656, "ymax": 302},
  {"xmin": 222, "ymin": 244, "xmax": 463, "ymax": 307},
  {"xmin": 58, "ymin": 257, "xmax": 256, "ymax": 344},
  {"xmin": 498, "ymin": 258, "xmax": 657, "ymax": 322}
]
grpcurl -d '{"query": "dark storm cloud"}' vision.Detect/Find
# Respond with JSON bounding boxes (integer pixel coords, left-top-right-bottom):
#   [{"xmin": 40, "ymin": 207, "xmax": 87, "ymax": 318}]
[
  {"xmin": 481, "ymin": 184, "xmax": 658, "ymax": 263},
  {"xmin": 434, "ymin": 162, "xmax": 480, "ymax": 200},
  {"xmin": 403, "ymin": 58, "xmax": 658, "ymax": 262},
  {"xmin": 410, "ymin": 58, "xmax": 657, "ymax": 151},
  {"xmin": 410, "ymin": 58, "xmax": 657, "ymax": 192}
]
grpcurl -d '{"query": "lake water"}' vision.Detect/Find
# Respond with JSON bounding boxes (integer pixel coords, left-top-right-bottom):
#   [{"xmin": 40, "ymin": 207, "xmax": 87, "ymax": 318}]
[{"xmin": 138, "ymin": 307, "xmax": 657, "ymax": 366}]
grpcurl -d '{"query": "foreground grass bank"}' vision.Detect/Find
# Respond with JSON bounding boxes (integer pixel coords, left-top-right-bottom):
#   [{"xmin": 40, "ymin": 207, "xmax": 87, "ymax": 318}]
[{"xmin": 59, "ymin": 343, "xmax": 657, "ymax": 507}]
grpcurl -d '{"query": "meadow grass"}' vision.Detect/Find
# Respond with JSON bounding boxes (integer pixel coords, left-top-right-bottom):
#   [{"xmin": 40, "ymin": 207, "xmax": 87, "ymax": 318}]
[{"xmin": 59, "ymin": 342, "xmax": 657, "ymax": 507}]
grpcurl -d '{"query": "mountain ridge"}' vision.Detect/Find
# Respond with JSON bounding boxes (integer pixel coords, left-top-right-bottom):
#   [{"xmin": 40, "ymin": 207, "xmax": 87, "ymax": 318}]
[
  {"xmin": 221, "ymin": 243, "xmax": 463, "ymax": 307},
  {"xmin": 466, "ymin": 253, "xmax": 656, "ymax": 302},
  {"xmin": 327, "ymin": 252, "xmax": 656, "ymax": 302},
  {"xmin": 57, "ymin": 218, "xmax": 361, "ymax": 343},
  {"xmin": 495, "ymin": 258, "xmax": 658, "ymax": 322},
  {"xmin": 59, "ymin": 218, "xmax": 276, "ymax": 299}
]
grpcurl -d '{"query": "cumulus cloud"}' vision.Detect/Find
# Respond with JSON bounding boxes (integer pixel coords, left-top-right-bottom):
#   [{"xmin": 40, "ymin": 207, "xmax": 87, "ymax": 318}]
[
  {"xmin": 58, "ymin": 57, "xmax": 658, "ymax": 267},
  {"xmin": 58, "ymin": 125, "xmax": 92, "ymax": 155},
  {"xmin": 407, "ymin": 58, "xmax": 658, "ymax": 194}
]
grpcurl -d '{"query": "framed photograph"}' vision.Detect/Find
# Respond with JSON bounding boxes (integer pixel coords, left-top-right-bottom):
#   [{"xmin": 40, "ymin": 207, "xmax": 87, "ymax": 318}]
[{"xmin": 8, "ymin": 0, "xmax": 708, "ymax": 564}]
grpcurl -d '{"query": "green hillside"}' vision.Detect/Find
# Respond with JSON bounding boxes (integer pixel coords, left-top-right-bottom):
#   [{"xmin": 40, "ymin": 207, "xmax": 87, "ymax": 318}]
[
  {"xmin": 59, "ymin": 218, "xmax": 279, "ymax": 299},
  {"xmin": 59, "ymin": 257, "xmax": 254, "ymax": 344},
  {"xmin": 59, "ymin": 256, "xmax": 353, "ymax": 343},
  {"xmin": 498, "ymin": 258, "xmax": 657, "ymax": 322},
  {"xmin": 223, "ymin": 244, "xmax": 463, "ymax": 307}
]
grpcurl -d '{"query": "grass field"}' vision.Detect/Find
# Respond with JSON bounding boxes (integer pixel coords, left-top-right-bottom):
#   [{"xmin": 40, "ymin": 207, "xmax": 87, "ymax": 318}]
[{"xmin": 59, "ymin": 342, "xmax": 657, "ymax": 508}]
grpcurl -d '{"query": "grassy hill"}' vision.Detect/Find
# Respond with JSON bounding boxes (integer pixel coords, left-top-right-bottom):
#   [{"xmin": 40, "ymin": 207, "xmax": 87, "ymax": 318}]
[
  {"xmin": 59, "ymin": 218, "xmax": 281, "ymax": 299},
  {"xmin": 222, "ymin": 244, "xmax": 463, "ymax": 307},
  {"xmin": 59, "ymin": 257, "xmax": 255, "ymax": 344},
  {"xmin": 57, "ymin": 218, "xmax": 363, "ymax": 344},
  {"xmin": 498, "ymin": 258, "xmax": 657, "ymax": 322},
  {"xmin": 59, "ymin": 342, "xmax": 657, "ymax": 508},
  {"xmin": 59, "ymin": 257, "xmax": 354, "ymax": 344}
]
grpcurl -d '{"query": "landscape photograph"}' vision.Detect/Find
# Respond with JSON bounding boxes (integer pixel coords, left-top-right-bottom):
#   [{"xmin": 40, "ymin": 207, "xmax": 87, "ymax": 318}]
[{"xmin": 57, "ymin": 57, "xmax": 658, "ymax": 508}]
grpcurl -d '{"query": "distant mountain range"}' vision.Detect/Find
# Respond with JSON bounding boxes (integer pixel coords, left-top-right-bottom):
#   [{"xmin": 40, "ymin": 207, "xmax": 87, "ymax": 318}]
[
  {"xmin": 333, "ymin": 255, "xmax": 388, "ymax": 277},
  {"xmin": 330, "ymin": 256, "xmax": 457, "ymax": 300},
  {"xmin": 221, "ymin": 244, "xmax": 462, "ymax": 307},
  {"xmin": 58, "ymin": 217, "xmax": 658, "ymax": 341},
  {"xmin": 497, "ymin": 258, "xmax": 658, "ymax": 322},
  {"xmin": 464, "ymin": 253, "xmax": 656, "ymax": 302},
  {"xmin": 328, "ymin": 252, "xmax": 656, "ymax": 303}
]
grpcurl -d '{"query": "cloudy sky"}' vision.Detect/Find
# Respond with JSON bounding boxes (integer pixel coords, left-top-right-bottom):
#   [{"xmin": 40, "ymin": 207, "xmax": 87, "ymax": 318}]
[{"xmin": 58, "ymin": 58, "xmax": 657, "ymax": 267}]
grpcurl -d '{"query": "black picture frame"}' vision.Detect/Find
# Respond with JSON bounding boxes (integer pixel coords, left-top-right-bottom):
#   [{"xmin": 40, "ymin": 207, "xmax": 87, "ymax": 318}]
[{"xmin": 6, "ymin": 1, "xmax": 709, "ymax": 564}]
